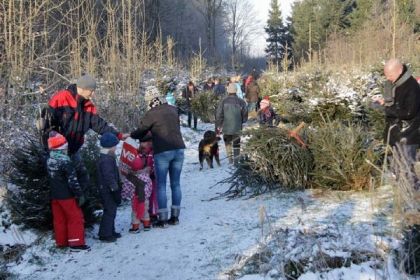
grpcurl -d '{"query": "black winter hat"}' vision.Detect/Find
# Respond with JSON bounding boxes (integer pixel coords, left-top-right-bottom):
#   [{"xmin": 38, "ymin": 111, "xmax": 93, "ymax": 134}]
[
  {"xmin": 100, "ymin": 132, "xmax": 119, "ymax": 148},
  {"xmin": 149, "ymin": 97, "xmax": 163, "ymax": 109}
]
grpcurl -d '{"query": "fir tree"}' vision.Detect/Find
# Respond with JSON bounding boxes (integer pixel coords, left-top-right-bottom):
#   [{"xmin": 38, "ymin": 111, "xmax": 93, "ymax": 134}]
[
  {"xmin": 6, "ymin": 134, "xmax": 100, "ymax": 230},
  {"xmin": 265, "ymin": 0, "xmax": 291, "ymax": 68}
]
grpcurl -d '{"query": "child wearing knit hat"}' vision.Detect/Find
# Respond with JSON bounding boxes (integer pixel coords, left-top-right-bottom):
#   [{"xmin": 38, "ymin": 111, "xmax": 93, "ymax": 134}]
[
  {"xmin": 46, "ymin": 131, "xmax": 89, "ymax": 251},
  {"xmin": 120, "ymin": 137, "xmax": 154, "ymax": 233},
  {"xmin": 97, "ymin": 132, "xmax": 122, "ymax": 242}
]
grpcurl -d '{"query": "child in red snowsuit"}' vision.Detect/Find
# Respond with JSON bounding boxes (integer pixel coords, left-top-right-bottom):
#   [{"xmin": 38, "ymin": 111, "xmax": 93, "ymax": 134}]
[
  {"xmin": 46, "ymin": 131, "xmax": 89, "ymax": 251},
  {"xmin": 138, "ymin": 140, "xmax": 158, "ymax": 224},
  {"xmin": 121, "ymin": 139, "xmax": 156, "ymax": 232}
]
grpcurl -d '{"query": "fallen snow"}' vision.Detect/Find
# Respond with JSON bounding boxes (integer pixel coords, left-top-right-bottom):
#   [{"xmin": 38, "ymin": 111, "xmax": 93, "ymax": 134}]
[{"xmin": 1, "ymin": 117, "xmax": 406, "ymax": 280}]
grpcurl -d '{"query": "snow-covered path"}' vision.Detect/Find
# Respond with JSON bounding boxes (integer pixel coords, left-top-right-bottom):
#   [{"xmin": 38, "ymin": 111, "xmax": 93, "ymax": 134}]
[
  {"xmin": 6, "ymin": 121, "xmax": 398, "ymax": 280},
  {"xmin": 9, "ymin": 123, "xmax": 301, "ymax": 280}
]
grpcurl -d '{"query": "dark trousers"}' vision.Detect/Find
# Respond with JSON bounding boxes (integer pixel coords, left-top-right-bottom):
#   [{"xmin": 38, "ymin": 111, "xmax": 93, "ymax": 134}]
[
  {"xmin": 98, "ymin": 188, "xmax": 117, "ymax": 238},
  {"xmin": 188, "ymin": 112, "xmax": 198, "ymax": 129},
  {"xmin": 70, "ymin": 151, "xmax": 90, "ymax": 190}
]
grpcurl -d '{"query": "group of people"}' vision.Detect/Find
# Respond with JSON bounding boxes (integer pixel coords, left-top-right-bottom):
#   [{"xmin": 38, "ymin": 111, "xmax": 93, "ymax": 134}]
[
  {"xmin": 44, "ymin": 58, "xmax": 418, "ymax": 252},
  {"xmin": 46, "ymin": 75, "xmax": 185, "ymax": 250}
]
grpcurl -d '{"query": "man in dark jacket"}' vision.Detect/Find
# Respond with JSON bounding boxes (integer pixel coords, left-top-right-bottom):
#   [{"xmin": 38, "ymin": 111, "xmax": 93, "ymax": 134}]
[
  {"xmin": 130, "ymin": 97, "xmax": 186, "ymax": 227},
  {"xmin": 216, "ymin": 83, "xmax": 248, "ymax": 166},
  {"xmin": 48, "ymin": 74, "xmax": 128, "ymax": 189},
  {"xmin": 373, "ymin": 59, "xmax": 420, "ymax": 160},
  {"xmin": 213, "ymin": 78, "xmax": 226, "ymax": 98},
  {"xmin": 182, "ymin": 81, "xmax": 198, "ymax": 129}
]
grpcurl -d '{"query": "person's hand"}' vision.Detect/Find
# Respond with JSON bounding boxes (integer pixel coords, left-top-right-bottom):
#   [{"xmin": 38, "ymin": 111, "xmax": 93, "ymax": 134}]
[
  {"xmin": 76, "ymin": 194, "xmax": 86, "ymax": 207},
  {"xmin": 121, "ymin": 133, "xmax": 130, "ymax": 140},
  {"xmin": 216, "ymin": 127, "xmax": 222, "ymax": 136},
  {"xmin": 141, "ymin": 166, "xmax": 151, "ymax": 174},
  {"xmin": 372, "ymin": 95, "xmax": 385, "ymax": 106}
]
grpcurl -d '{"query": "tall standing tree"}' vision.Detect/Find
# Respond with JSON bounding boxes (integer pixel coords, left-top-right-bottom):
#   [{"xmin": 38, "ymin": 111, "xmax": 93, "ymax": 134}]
[{"xmin": 265, "ymin": 0, "xmax": 291, "ymax": 68}]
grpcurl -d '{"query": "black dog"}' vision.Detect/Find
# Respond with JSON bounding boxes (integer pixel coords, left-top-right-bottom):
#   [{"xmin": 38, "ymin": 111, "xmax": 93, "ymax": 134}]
[{"xmin": 198, "ymin": 130, "xmax": 221, "ymax": 170}]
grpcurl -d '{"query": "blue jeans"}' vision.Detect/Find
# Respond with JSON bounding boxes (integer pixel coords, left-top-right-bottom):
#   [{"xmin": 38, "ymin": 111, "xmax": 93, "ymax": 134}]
[{"xmin": 154, "ymin": 149, "xmax": 184, "ymax": 214}]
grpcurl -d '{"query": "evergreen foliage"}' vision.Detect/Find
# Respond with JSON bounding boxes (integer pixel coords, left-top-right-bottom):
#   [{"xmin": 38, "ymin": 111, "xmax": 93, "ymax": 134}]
[
  {"xmin": 265, "ymin": 0, "xmax": 292, "ymax": 66},
  {"xmin": 5, "ymin": 134, "xmax": 100, "ymax": 231}
]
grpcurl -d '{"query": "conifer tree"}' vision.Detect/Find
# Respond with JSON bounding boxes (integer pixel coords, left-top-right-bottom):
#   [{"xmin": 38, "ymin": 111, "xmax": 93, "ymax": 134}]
[
  {"xmin": 265, "ymin": 0, "xmax": 291, "ymax": 68},
  {"xmin": 6, "ymin": 134, "xmax": 100, "ymax": 230}
]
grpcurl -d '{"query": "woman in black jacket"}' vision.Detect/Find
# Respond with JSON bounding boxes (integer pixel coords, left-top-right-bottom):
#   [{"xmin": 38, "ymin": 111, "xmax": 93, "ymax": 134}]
[{"xmin": 130, "ymin": 97, "xmax": 186, "ymax": 227}]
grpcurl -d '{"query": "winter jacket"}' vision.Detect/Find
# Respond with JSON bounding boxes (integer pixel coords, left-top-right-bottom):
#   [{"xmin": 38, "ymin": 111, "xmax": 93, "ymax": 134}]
[
  {"xmin": 182, "ymin": 86, "xmax": 198, "ymax": 108},
  {"xmin": 235, "ymin": 83, "xmax": 244, "ymax": 99},
  {"xmin": 258, "ymin": 107, "xmax": 281, "ymax": 127},
  {"xmin": 166, "ymin": 91, "xmax": 176, "ymax": 106},
  {"xmin": 130, "ymin": 103, "xmax": 186, "ymax": 155},
  {"xmin": 383, "ymin": 66, "xmax": 420, "ymax": 146},
  {"xmin": 48, "ymin": 84, "xmax": 121, "ymax": 155},
  {"xmin": 203, "ymin": 83, "xmax": 214, "ymax": 91},
  {"xmin": 47, "ymin": 150, "xmax": 82, "ymax": 200},
  {"xmin": 246, "ymin": 82, "xmax": 260, "ymax": 103},
  {"xmin": 213, "ymin": 84, "xmax": 226, "ymax": 97},
  {"xmin": 216, "ymin": 94, "xmax": 248, "ymax": 135},
  {"xmin": 97, "ymin": 153, "xmax": 121, "ymax": 192}
]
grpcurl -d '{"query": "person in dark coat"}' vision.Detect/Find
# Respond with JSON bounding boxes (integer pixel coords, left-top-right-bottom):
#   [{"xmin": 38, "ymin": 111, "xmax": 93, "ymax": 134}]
[
  {"xmin": 203, "ymin": 78, "xmax": 214, "ymax": 91},
  {"xmin": 373, "ymin": 59, "xmax": 420, "ymax": 160},
  {"xmin": 47, "ymin": 74, "xmax": 128, "ymax": 190},
  {"xmin": 216, "ymin": 84, "xmax": 248, "ymax": 166},
  {"xmin": 97, "ymin": 132, "xmax": 122, "ymax": 242},
  {"xmin": 130, "ymin": 97, "xmax": 186, "ymax": 227},
  {"xmin": 47, "ymin": 131, "xmax": 89, "ymax": 251},
  {"xmin": 213, "ymin": 78, "xmax": 226, "ymax": 98},
  {"xmin": 182, "ymin": 81, "xmax": 198, "ymax": 129},
  {"xmin": 258, "ymin": 99, "xmax": 281, "ymax": 127}
]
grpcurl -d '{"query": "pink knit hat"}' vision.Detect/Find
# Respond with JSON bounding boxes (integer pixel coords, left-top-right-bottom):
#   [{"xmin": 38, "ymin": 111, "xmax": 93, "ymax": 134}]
[{"xmin": 260, "ymin": 99, "xmax": 270, "ymax": 110}]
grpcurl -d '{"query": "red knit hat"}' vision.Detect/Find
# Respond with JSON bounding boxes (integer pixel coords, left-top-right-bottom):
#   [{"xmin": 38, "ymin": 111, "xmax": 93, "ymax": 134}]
[{"xmin": 48, "ymin": 131, "xmax": 68, "ymax": 150}]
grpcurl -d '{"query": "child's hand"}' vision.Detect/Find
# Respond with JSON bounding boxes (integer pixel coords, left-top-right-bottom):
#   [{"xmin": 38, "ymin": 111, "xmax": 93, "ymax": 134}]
[{"xmin": 141, "ymin": 166, "xmax": 151, "ymax": 174}]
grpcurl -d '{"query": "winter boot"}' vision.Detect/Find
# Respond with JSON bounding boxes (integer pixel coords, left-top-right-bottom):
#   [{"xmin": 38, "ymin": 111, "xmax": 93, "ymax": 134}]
[
  {"xmin": 155, "ymin": 210, "xmax": 168, "ymax": 228},
  {"xmin": 113, "ymin": 232, "xmax": 122, "ymax": 239},
  {"xmin": 168, "ymin": 206, "xmax": 180, "ymax": 225},
  {"xmin": 99, "ymin": 236, "xmax": 117, "ymax": 243},
  {"xmin": 129, "ymin": 223, "xmax": 141, "ymax": 234},
  {"xmin": 225, "ymin": 144, "xmax": 233, "ymax": 164},
  {"xmin": 142, "ymin": 220, "xmax": 151, "ymax": 231},
  {"xmin": 69, "ymin": 245, "xmax": 91, "ymax": 252}
]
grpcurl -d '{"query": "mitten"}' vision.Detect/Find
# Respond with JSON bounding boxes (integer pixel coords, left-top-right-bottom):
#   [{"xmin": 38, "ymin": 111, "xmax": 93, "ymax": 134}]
[{"xmin": 76, "ymin": 194, "xmax": 86, "ymax": 207}]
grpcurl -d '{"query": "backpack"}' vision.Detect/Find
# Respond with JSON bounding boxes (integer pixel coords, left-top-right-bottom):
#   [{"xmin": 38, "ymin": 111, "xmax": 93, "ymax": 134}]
[{"xmin": 36, "ymin": 105, "xmax": 54, "ymax": 150}]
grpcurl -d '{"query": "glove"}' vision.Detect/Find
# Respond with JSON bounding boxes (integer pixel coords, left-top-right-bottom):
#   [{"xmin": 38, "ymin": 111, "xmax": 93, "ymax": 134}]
[
  {"xmin": 76, "ymin": 195, "xmax": 86, "ymax": 207},
  {"xmin": 111, "ymin": 189, "xmax": 122, "ymax": 206}
]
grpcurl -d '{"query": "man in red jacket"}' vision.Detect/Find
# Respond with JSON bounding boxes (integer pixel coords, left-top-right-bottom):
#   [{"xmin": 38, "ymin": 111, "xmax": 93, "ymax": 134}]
[{"xmin": 48, "ymin": 74, "xmax": 129, "ymax": 189}]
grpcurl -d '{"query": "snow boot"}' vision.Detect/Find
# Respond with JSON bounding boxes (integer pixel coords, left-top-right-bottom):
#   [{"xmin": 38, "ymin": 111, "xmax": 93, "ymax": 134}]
[
  {"xmin": 99, "ymin": 236, "xmax": 117, "ymax": 243},
  {"xmin": 142, "ymin": 220, "xmax": 152, "ymax": 231},
  {"xmin": 155, "ymin": 211, "xmax": 168, "ymax": 228},
  {"xmin": 113, "ymin": 232, "xmax": 122, "ymax": 239},
  {"xmin": 70, "ymin": 245, "xmax": 91, "ymax": 252},
  {"xmin": 129, "ymin": 223, "xmax": 141, "ymax": 234},
  {"xmin": 233, "ymin": 146, "xmax": 240, "ymax": 167},
  {"xmin": 168, "ymin": 206, "xmax": 180, "ymax": 225}
]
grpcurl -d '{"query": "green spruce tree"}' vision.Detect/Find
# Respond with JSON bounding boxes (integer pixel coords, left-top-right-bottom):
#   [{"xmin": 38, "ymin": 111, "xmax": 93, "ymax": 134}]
[{"xmin": 265, "ymin": 0, "xmax": 291, "ymax": 68}]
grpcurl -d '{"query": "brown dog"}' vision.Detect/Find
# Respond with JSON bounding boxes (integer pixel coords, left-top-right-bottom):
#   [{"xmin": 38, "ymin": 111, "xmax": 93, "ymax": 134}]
[{"xmin": 198, "ymin": 130, "xmax": 221, "ymax": 170}]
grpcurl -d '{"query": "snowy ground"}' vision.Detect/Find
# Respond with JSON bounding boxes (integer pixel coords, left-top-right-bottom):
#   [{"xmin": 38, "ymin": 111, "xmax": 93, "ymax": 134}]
[{"xmin": 1, "ymin": 119, "xmax": 405, "ymax": 280}]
